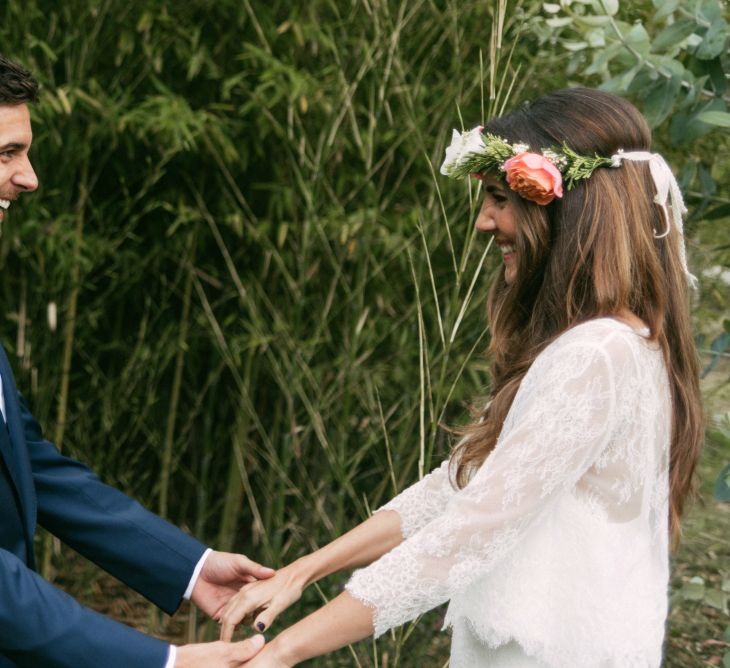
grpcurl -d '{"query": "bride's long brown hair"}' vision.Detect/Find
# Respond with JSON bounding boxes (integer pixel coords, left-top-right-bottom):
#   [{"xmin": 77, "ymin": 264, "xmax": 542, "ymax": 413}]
[{"xmin": 451, "ymin": 88, "xmax": 703, "ymax": 547}]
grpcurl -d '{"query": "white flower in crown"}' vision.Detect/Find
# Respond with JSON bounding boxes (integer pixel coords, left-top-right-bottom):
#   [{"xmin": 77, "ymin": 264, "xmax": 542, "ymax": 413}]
[
  {"xmin": 440, "ymin": 126, "xmax": 487, "ymax": 176},
  {"xmin": 541, "ymin": 149, "xmax": 568, "ymax": 170}
]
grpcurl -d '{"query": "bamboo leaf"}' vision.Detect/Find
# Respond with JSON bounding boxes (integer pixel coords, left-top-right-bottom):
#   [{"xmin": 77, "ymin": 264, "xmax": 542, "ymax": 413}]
[{"xmin": 696, "ymin": 111, "xmax": 730, "ymax": 128}]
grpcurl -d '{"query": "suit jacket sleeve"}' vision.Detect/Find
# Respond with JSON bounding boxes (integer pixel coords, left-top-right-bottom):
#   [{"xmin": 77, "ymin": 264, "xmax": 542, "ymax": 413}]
[
  {"xmin": 20, "ymin": 392, "xmax": 208, "ymax": 615},
  {"xmin": 0, "ymin": 547, "xmax": 170, "ymax": 668}
]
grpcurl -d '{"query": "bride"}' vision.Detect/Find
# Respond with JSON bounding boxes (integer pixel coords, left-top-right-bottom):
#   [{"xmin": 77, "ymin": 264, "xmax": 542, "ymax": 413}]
[{"xmin": 216, "ymin": 87, "xmax": 704, "ymax": 668}]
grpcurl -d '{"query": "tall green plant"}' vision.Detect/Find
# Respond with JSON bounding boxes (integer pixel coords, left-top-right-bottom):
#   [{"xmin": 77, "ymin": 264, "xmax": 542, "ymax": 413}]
[{"xmin": 0, "ymin": 0, "xmax": 726, "ymax": 664}]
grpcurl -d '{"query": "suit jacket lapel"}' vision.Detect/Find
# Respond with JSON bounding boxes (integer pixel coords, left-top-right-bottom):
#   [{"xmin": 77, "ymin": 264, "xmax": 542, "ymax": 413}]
[{"xmin": 0, "ymin": 344, "xmax": 37, "ymax": 545}]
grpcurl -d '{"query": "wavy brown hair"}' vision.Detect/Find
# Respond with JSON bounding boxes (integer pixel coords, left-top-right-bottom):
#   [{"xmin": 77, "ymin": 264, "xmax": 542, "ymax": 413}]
[{"xmin": 451, "ymin": 88, "xmax": 703, "ymax": 547}]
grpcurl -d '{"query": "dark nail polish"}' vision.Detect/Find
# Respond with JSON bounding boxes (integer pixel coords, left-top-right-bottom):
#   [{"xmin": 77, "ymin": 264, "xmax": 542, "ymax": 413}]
[{"xmin": 256, "ymin": 622, "xmax": 266, "ymax": 632}]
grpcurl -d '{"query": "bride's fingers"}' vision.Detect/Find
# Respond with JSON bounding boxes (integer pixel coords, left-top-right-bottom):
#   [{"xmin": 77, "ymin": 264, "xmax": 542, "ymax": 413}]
[
  {"xmin": 252, "ymin": 605, "xmax": 278, "ymax": 633},
  {"xmin": 252, "ymin": 591, "xmax": 299, "ymax": 633},
  {"xmin": 219, "ymin": 614, "xmax": 238, "ymax": 642},
  {"xmin": 241, "ymin": 608, "xmax": 264, "ymax": 627},
  {"xmin": 219, "ymin": 593, "xmax": 265, "ymax": 642}
]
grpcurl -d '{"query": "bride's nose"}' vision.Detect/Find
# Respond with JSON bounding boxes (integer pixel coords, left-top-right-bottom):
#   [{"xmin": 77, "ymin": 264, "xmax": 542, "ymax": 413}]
[{"xmin": 475, "ymin": 202, "xmax": 496, "ymax": 233}]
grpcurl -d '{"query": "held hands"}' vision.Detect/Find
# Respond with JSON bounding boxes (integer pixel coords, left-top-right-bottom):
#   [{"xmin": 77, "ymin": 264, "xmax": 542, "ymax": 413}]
[
  {"xmin": 174, "ymin": 635, "xmax": 266, "ymax": 667},
  {"xmin": 176, "ymin": 552, "xmax": 283, "ymax": 667},
  {"xmin": 218, "ymin": 560, "xmax": 310, "ymax": 641},
  {"xmin": 191, "ymin": 550, "xmax": 276, "ymax": 619},
  {"xmin": 234, "ymin": 642, "xmax": 292, "ymax": 668}
]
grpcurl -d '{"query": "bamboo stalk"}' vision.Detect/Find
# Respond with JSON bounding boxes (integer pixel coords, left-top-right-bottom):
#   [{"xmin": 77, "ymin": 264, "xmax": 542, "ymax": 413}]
[
  {"xmin": 216, "ymin": 353, "xmax": 254, "ymax": 552},
  {"xmin": 159, "ymin": 231, "xmax": 196, "ymax": 519},
  {"xmin": 41, "ymin": 159, "xmax": 89, "ymax": 580}
]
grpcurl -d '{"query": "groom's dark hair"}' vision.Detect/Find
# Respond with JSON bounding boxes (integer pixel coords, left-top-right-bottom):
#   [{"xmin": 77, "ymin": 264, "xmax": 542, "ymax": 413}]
[{"xmin": 0, "ymin": 55, "xmax": 39, "ymax": 105}]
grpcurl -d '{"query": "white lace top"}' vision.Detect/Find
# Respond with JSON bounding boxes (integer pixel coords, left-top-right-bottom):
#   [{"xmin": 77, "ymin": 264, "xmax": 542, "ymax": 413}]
[{"xmin": 347, "ymin": 318, "xmax": 671, "ymax": 668}]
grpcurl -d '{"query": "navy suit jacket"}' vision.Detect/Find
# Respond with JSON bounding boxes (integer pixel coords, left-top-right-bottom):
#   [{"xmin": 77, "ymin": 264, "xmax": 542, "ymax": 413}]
[{"xmin": 0, "ymin": 343, "xmax": 208, "ymax": 668}]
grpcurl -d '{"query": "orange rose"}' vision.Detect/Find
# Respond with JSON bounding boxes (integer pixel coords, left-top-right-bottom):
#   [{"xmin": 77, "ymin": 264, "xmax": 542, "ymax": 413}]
[{"xmin": 502, "ymin": 152, "xmax": 564, "ymax": 205}]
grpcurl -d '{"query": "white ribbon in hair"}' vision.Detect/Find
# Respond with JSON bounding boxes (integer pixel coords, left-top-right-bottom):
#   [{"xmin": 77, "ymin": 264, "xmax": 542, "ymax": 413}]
[{"xmin": 610, "ymin": 149, "xmax": 698, "ymax": 289}]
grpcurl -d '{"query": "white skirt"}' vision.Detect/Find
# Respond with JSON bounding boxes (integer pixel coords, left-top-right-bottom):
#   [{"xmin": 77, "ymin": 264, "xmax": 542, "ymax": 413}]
[{"xmin": 451, "ymin": 621, "xmax": 551, "ymax": 668}]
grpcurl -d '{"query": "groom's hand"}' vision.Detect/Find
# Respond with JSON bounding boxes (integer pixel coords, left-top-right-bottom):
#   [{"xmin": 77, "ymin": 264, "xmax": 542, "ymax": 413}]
[
  {"xmin": 175, "ymin": 635, "xmax": 265, "ymax": 667},
  {"xmin": 191, "ymin": 550, "xmax": 275, "ymax": 619}
]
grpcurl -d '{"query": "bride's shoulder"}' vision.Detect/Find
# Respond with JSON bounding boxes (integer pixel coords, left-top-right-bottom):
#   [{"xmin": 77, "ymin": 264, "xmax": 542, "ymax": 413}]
[
  {"xmin": 538, "ymin": 317, "xmax": 649, "ymax": 366},
  {"xmin": 557, "ymin": 316, "xmax": 646, "ymax": 344}
]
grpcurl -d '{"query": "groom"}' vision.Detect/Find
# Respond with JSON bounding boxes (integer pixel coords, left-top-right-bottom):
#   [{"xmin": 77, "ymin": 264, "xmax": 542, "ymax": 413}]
[{"xmin": 0, "ymin": 55, "xmax": 269, "ymax": 668}]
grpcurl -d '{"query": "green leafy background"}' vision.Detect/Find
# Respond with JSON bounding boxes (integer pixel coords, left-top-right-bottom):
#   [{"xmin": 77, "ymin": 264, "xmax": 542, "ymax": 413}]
[{"xmin": 0, "ymin": 0, "xmax": 728, "ymax": 665}]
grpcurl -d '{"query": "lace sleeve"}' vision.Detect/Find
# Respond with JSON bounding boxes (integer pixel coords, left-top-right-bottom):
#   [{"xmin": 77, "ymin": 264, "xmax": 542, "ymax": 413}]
[
  {"xmin": 377, "ymin": 460, "xmax": 455, "ymax": 538},
  {"xmin": 346, "ymin": 339, "xmax": 623, "ymax": 637}
]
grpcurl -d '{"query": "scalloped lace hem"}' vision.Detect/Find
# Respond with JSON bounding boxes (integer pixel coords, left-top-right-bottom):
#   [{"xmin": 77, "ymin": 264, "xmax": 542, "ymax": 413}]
[
  {"xmin": 345, "ymin": 580, "xmax": 389, "ymax": 638},
  {"xmin": 446, "ymin": 616, "xmax": 661, "ymax": 668}
]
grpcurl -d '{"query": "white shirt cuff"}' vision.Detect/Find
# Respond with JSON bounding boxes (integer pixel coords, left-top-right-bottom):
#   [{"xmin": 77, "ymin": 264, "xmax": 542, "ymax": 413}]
[
  {"xmin": 165, "ymin": 645, "xmax": 177, "ymax": 668},
  {"xmin": 165, "ymin": 549, "xmax": 212, "ymax": 668},
  {"xmin": 183, "ymin": 548, "xmax": 213, "ymax": 600}
]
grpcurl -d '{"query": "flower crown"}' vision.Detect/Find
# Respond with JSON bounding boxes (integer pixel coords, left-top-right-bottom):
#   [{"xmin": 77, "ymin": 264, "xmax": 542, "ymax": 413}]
[
  {"xmin": 439, "ymin": 125, "xmax": 698, "ymax": 289},
  {"xmin": 439, "ymin": 126, "xmax": 614, "ymax": 205}
]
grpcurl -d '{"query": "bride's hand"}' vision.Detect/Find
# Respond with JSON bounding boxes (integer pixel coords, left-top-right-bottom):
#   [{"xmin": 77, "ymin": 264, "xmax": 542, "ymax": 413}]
[
  {"xmin": 241, "ymin": 641, "xmax": 293, "ymax": 668},
  {"xmin": 219, "ymin": 560, "xmax": 309, "ymax": 641}
]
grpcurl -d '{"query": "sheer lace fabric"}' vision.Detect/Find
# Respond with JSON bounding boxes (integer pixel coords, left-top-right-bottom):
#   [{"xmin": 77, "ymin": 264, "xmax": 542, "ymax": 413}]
[{"xmin": 347, "ymin": 319, "xmax": 671, "ymax": 668}]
